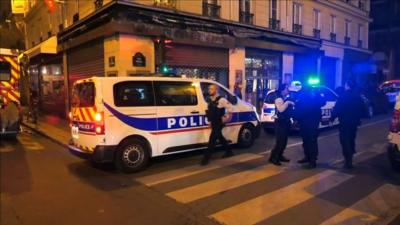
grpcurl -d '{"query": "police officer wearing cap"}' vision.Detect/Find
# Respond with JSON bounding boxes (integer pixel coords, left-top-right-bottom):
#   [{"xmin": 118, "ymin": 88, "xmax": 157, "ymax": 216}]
[
  {"xmin": 269, "ymin": 83, "xmax": 295, "ymax": 166},
  {"xmin": 201, "ymin": 84, "xmax": 234, "ymax": 166}
]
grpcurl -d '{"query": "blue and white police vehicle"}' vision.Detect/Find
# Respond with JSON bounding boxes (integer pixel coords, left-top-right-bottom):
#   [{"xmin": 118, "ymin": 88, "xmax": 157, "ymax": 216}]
[
  {"xmin": 260, "ymin": 81, "xmax": 339, "ymax": 132},
  {"xmin": 68, "ymin": 75, "xmax": 260, "ymax": 173}
]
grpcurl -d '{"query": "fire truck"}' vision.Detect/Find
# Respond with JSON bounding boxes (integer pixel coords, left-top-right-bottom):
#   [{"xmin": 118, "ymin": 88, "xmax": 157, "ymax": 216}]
[{"xmin": 0, "ymin": 48, "xmax": 22, "ymax": 137}]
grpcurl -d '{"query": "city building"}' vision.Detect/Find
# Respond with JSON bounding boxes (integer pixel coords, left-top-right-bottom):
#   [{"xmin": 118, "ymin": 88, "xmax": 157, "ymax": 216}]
[
  {"xmin": 370, "ymin": 0, "xmax": 400, "ymax": 82},
  {"xmin": 21, "ymin": 0, "xmax": 371, "ymax": 117}
]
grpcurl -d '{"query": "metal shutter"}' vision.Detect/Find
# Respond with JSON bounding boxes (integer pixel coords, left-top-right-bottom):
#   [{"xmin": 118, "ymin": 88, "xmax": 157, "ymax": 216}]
[
  {"xmin": 67, "ymin": 39, "xmax": 104, "ymax": 85},
  {"xmin": 165, "ymin": 44, "xmax": 228, "ymax": 68}
]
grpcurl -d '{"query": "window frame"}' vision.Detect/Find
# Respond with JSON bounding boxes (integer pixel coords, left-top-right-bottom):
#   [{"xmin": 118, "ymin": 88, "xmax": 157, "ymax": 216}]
[
  {"xmin": 313, "ymin": 9, "xmax": 321, "ymax": 30},
  {"xmin": 345, "ymin": 19, "xmax": 351, "ymax": 37},
  {"xmin": 113, "ymin": 81, "xmax": 155, "ymax": 107},
  {"xmin": 154, "ymin": 81, "xmax": 198, "ymax": 106},
  {"xmin": 330, "ymin": 15, "xmax": 336, "ymax": 34},
  {"xmin": 293, "ymin": 3, "xmax": 302, "ymax": 25},
  {"xmin": 270, "ymin": 0, "xmax": 279, "ymax": 20}
]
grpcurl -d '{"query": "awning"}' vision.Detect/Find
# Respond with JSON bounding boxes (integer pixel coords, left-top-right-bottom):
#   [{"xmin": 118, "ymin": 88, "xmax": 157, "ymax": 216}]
[{"xmin": 24, "ymin": 36, "xmax": 58, "ymax": 59}]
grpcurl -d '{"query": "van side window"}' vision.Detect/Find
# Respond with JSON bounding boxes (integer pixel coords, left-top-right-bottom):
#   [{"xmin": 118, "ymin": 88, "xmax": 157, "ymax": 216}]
[
  {"xmin": 113, "ymin": 81, "xmax": 155, "ymax": 107},
  {"xmin": 201, "ymin": 82, "xmax": 237, "ymax": 105},
  {"xmin": 154, "ymin": 81, "xmax": 197, "ymax": 106},
  {"xmin": 0, "ymin": 61, "xmax": 11, "ymax": 81}
]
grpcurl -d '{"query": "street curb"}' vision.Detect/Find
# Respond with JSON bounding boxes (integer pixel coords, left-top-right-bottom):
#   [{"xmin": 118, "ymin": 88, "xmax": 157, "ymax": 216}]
[{"xmin": 21, "ymin": 122, "xmax": 69, "ymax": 148}]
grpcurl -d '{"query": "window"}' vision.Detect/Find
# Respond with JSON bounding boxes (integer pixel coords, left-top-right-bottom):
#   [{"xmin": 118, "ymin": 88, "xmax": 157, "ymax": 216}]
[
  {"xmin": 0, "ymin": 61, "xmax": 11, "ymax": 81},
  {"xmin": 358, "ymin": 24, "xmax": 363, "ymax": 41},
  {"xmin": 155, "ymin": 81, "xmax": 197, "ymax": 106},
  {"xmin": 330, "ymin": 15, "xmax": 336, "ymax": 33},
  {"xmin": 270, "ymin": 0, "xmax": 278, "ymax": 20},
  {"xmin": 113, "ymin": 81, "xmax": 154, "ymax": 107},
  {"xmin": 200, "ymin": 82, "xmax": 237, "ymax": 105},
  {"xmin": 345, "ymin": 20, "xmax": 351, "ymax": 37},
  {"xmin": 154, "ymin": 0, "xmax": 176, "ymax": 8},
  {"xmin": 318, "ymin": 87, "xmax": 337, "ymax": 102},
  {"xmin": 71, "ymin": 82, "xmax": 95, "ymax": 107},
  {"xmin": 239, "ymin": 0, "xmax": 251, "ymax": 12},
  {"xmin": 293, "ymin": 3, "xmax": 302, "ymax": 25},
  {"xmin": 313, "ymin": 9, "xmax": 321, "ymax": 30}
]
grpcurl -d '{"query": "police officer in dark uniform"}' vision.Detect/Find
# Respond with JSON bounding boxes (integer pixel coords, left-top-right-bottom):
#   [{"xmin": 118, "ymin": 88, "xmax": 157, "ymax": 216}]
[
  {"xmin": 331, "ymin": 79, "xmax": 365, "ymax": 169},
  {"xmin": 295, "ymin": 86, "xmax": 326, "ymax": 169},
  {"xmin": 201, "ymin": 84, "xmax": 234, "ymax": 166},
  {"xmin": 269, "ymin": 84, "xmax": 295, "ymax": 166}
]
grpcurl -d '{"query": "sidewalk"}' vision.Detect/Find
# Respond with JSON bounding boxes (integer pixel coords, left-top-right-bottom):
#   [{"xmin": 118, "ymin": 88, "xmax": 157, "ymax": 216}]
[{"xmin": 22, "ymin": 114, "xmax": 70, "ymax": 147}]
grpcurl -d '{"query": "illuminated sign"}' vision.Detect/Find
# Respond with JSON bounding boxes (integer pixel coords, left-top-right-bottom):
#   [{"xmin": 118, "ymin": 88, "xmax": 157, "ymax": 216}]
[{"xmin": 11, "ymin": 0, "xmax": 25, "ymax": 14}]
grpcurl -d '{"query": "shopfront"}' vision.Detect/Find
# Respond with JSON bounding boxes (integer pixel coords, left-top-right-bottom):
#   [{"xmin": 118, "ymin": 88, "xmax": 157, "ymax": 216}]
[
  {"xmin": 162, "ymin": 44, "xmax": 229, "ymax": 87},
  {"xmin": 244, "ymin": 48, "xmax": 281, "ymax": 110}
]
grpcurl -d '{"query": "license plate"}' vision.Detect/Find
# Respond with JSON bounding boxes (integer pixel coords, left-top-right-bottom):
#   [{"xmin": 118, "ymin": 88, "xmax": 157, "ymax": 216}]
[{"xmin": 71, "ymin": 125, "xmax": 79, "ymax": 139}]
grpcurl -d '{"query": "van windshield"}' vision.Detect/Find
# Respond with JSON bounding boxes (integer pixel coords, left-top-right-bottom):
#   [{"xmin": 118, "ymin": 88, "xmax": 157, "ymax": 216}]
[
  {"xmin": 72, "ymin": 82, "xmax": 95, "ymax": 107},
  {"xmin": 0, "ymin": 61, "xmax": 11, "ymax": 81}
]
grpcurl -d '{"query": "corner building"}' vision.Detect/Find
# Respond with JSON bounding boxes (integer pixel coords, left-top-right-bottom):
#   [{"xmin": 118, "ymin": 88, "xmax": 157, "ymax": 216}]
[{"xmin": 22, "ymin": 0, "xmax": 371, "ymax": 116}]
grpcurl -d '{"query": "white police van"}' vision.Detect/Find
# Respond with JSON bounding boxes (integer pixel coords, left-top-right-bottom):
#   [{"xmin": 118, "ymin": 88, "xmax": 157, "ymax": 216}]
[
  {"xmin": 260, "ymin": 82, "xmax": 338, "ymax": 132},
  {"xmin": 68, "ymin": 75, "xmax": 260, "ymax": 173}
]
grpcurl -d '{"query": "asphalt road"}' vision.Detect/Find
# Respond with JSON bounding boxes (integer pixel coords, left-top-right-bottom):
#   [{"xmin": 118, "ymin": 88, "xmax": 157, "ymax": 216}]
[{"xmin": 1, "ymin": 114, "xmax": 400, "ymax": 225}]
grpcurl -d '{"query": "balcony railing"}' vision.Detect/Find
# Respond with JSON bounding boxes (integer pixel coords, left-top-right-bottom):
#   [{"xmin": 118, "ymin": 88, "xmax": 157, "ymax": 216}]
[
  {"xmin": 269, "ymin": 18, "xmax": 280, "ymax": 30},
  {"xmin": 313, "ymin": 29, "xmax": 321, "ymax": 38},
  {"xmin": 239, "ymin": 11, "xmax": 254, "ymax": 25},
  {"xmin": 202, "ymin": 2, "xmax": 220, "ymax": 18},
  {"xmin": 357, "ymin": 40, "xmax": 363, "ymax": 48},
  {"xmin": 293, "ymin": 24, "xmax": 302, "ymax": 35},
  {"xmin": 330, "ymin": 32, "xmax": 336, "ymax": 42},
  {"xmin": 345, "ymin": 36, "xmax": 350, "ymax": 45}
]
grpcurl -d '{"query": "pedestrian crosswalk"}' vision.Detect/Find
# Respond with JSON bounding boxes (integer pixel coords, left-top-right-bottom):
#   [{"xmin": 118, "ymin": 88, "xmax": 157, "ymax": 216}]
[{"xmin": 136, "ymin": 149, "xmax": 400, "ymax": 225}]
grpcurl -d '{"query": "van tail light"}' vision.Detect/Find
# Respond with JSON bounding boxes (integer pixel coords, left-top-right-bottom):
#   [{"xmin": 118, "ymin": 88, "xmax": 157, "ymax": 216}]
[{"xmin": 94, "ymin": 111, "xmax": 105, "ymax": 135}]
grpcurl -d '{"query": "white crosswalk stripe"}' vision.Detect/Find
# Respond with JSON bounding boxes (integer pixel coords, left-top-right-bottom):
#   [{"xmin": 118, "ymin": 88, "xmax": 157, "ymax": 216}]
[
  {"xmin": 136, "ymin": 153, "xmax": 262, "ymax": 186},
  {"xmin": 320, "ymin": 184, "xmax": 400, "ymax": 225},
  {"xmin": 210, "ymin": 170, "xmax": 353, "ymax": 225},
  {"xmin": 166, "ymin": 163, "xmax": 284, "ymax": 203}
]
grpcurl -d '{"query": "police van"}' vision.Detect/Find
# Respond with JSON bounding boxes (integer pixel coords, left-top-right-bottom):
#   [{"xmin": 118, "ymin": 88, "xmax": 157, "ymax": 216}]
[
  {"xmin": 68, "ymin": 75, "xmax": 260, "ymax": 172},
  {"xmin": 261, "ymin": 82, "xmax": 338, "ymax": 132}
]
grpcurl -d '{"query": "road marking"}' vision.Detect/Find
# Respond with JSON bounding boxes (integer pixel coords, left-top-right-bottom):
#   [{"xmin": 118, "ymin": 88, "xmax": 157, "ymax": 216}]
[
  {"xmin": 320, "ymin": 184, "xmax": 400, "ymax": 225},
  {"xmin": 166, "ymin": 164, "xmax": 284, "ymax": 203},
  {"xmin": 18, "ymin": 135, "xmax": 44, "ymax": 151},
  {"xmin": 259, "ymin": 118, "xmax": 390, "ymax": 155},
  {"xmin": 137, "ymin": 153, "xmax": 262, "ymax": 186},
  {"xmin": 211, "ymin": 170, "xmax": 353, "ymax": 225}
]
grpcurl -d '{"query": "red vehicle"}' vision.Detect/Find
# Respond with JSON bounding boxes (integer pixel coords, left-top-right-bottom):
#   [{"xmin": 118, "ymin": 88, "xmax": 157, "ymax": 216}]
[{"xmin": 0, "ymin": 49, "xmax": 22, "ymax": 137}]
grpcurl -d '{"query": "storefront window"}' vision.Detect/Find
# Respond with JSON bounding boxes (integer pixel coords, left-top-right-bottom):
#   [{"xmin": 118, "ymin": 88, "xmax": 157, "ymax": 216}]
[
  {"xmin": 245, "ymin": 53, "xmax": 281, "ymax": 111},
  {"xmin": 172, "ymin": 66, "xmax": 228, "ymax": 87}
]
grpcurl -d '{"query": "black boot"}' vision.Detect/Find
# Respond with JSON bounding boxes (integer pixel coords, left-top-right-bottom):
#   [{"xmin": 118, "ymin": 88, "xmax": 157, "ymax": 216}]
[
  {"xmin": 200, "ymin": 155, "xmax": 210, "ymax": 166},
  {"xmin": 306, "ymin": 161, "xmax": 317, "ymax": 169},
  {"xmin": 297, "ymin": 158, "xmax": 309, "ymax": 164},
  {"xmin": 269, "ymin": 157, "xmax": 282, "ymax": 166},
  {"xmin": 279, "ymin": 155, "xmax": 290, "ymax": 163},
  {"xmin": 222, "ymin": 150, "xmax": 234, "ymax": 158}
]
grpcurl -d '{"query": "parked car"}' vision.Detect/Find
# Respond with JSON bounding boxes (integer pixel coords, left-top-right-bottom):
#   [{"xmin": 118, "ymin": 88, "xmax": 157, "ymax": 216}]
[
  {"xmin": 387, "ymin": 96, "xmax": 400, "ymax": 172},
  {"xmin": 260, "ymin": 84, "xmax": 339, "ymax": 132},
  {"xmin": 379, "ymin": 80, "xmax": 400, "ymax": 105}
]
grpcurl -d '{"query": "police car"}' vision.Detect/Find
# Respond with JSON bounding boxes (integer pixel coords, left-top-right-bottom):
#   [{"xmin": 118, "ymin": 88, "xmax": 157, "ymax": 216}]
[
  {"xmin": 68, "ymin": 75, "xmax": 260, "ymax": 173},
  {"xmin": 260, "ymin": 81, "xmax": 338, "ymax": 132}
]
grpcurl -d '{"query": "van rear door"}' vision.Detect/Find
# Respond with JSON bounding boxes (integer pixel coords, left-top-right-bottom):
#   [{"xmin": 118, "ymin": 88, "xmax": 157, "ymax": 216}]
[{"xmin": 70, "ymin": 81, "xmax": 100, "ymax": 152}]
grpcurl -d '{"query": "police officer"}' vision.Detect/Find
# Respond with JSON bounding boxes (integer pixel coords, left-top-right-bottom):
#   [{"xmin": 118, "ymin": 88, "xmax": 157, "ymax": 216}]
[
  {"xmin": 201, "ymin": 84, "xmax": 234, "ymax": 166},
  {"xmin": 295, "ymin": 86, "xmax": 326, "ymax": 169},
  {"xmin": 269, "ymin": 84, "xmax": 295, "ymax": 166},
  {"xmin": 331, "ymin": 79, "xmax": 365, "ymax": 169}
]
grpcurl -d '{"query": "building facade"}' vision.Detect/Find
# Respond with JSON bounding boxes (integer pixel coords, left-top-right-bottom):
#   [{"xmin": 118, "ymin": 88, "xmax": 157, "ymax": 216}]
[
  {"xmin": 22, "ymin": 0, "xmax": 371, "ymax": 117},
  {"xmin": 370, "ymin": 0, "xmax": 400, "ymax": 82}
]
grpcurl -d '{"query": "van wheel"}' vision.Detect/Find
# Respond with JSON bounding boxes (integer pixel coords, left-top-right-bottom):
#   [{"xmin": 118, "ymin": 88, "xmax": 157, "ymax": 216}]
[
  {"xmin": 116, "ymin": 138, "xmax": 150, "ymax": 173},
  {"xmin": 238, "ymin": 124, "xmax": 254, "ymax": 148}
]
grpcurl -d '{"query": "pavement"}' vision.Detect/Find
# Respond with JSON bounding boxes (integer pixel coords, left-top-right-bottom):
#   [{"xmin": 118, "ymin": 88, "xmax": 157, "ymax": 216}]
[{"xmin": 1, "ymin": 114, "xmax": 400, "ymax": 225}]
